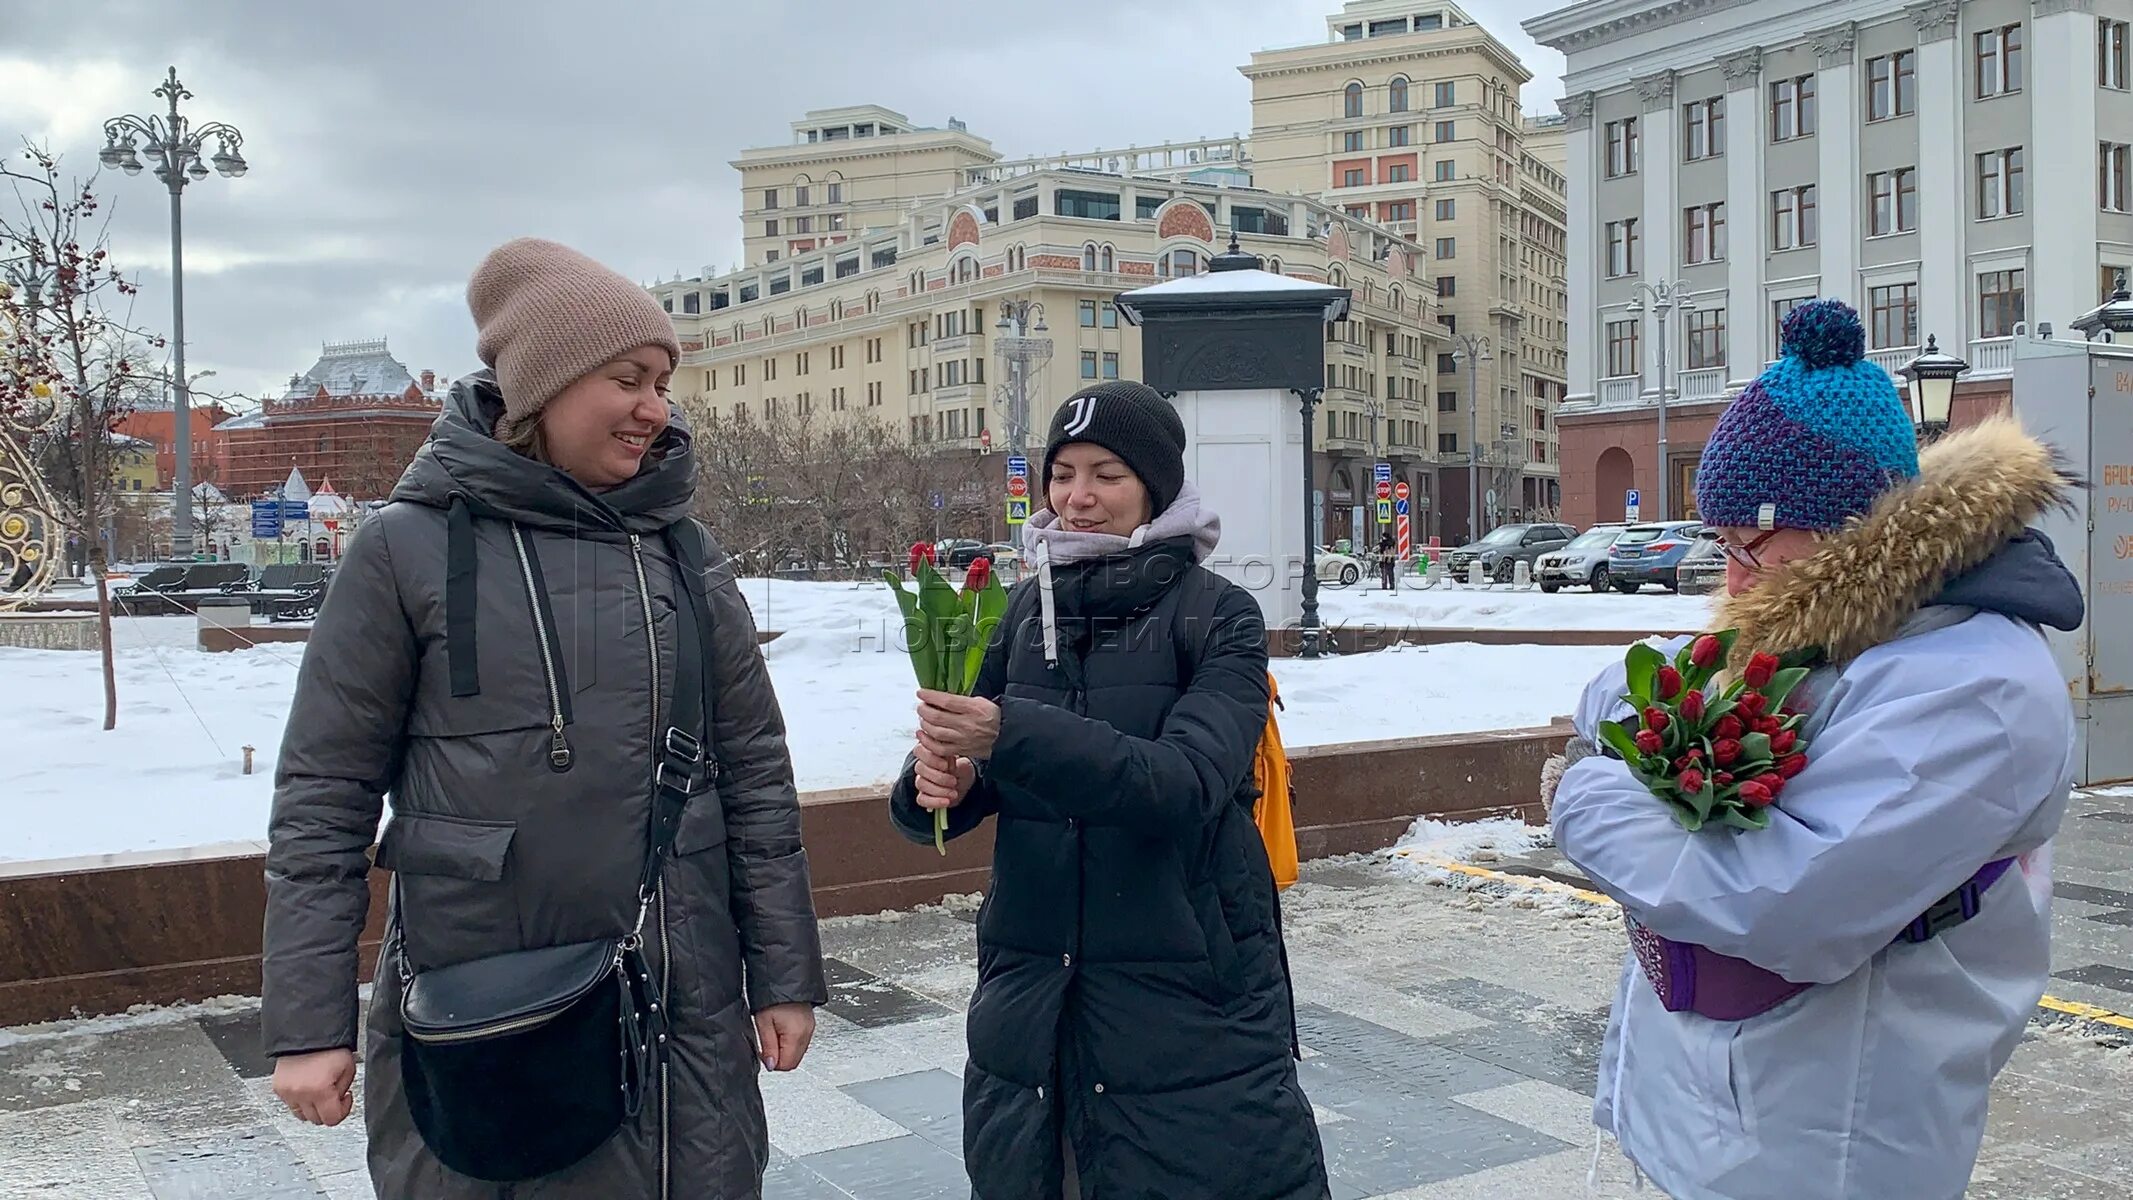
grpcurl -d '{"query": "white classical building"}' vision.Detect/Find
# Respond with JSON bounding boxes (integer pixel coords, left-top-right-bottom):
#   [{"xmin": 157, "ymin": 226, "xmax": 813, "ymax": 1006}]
[{"xmin": 1526, "ymin": 0, "xmax": 2133, "ymax": 412}]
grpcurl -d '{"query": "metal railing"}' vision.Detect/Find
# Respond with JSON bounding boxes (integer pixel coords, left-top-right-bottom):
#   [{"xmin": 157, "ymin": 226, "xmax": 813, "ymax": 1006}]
[
  {"xmin": 1865, "ymin": 345, "xmax": 1915, "ymax": 380},
  {"xmin": 1675, "ymin": 367, "xmax": 1728, "ymax": 402},
  {"xmin": 1968, "ymin": 336, "xmax": 2015, "ymax": 374},
  {"xmin": 1598, "ymin": 376, "xmax": 1641, "ymax": 407}
]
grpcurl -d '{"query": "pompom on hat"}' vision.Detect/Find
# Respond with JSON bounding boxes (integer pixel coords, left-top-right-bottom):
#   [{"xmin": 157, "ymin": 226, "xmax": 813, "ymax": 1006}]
[{"xmin": 1693, "ymin": 299, "xmax": 1918, "ymax": 533}]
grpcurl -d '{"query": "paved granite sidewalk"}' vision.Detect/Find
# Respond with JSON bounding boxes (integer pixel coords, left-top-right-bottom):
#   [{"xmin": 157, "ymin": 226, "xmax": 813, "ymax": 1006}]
[{"xmin": 3, "ymin": 845, "xmax": 2129, "ymax": 1199}]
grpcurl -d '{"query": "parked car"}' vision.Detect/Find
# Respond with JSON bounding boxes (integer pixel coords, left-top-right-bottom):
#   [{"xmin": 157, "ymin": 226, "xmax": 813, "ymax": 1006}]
[
  {"xmin": 1316, "ymin": 547, "xmax": 1364, "ymax": 586},
  {"xmin": 1535, "ymin": 524, "xmax": 1630, "ymax": 593},
  {"xmin": 936, "ymin": 539, "xmax": 989, "ymax": 568},
  {"xmin": 1445, "ymin": 523, "xmax": 1576, "ymax": 583},
  {"xmin": 1674, "ymin": 528, "xmax": 1728, "ymax": 596},
  {"xmin": 1606, "ymin": 521, "xmax": 1707, "ymax": 593},
  {"xmin": 979, "ymin": 542, "xmax": 1020, "ymax": 570}
]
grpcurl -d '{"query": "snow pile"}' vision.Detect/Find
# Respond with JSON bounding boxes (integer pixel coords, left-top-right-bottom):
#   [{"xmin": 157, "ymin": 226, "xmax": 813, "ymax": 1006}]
[
  {"xmin": 1387, "ymin": 815, "xmax": 1549, "ymax": 865},
  {"xmin": 1316, "ymin": 585, "xmax": 1712, "ymax": 631}
]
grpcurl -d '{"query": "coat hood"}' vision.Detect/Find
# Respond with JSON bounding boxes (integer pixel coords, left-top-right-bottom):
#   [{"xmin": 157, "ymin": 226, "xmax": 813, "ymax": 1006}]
[
  {"xmin": 390, "ymin": 369, "xmax": 697, "ymax": 534},
  {"xmin": 1020, "ymin": 480, "xmax": 1221, "ymax": 567},
  {"xmin": 1712, "ymin": 417, "xmax": 2079, "ymax": 666}
]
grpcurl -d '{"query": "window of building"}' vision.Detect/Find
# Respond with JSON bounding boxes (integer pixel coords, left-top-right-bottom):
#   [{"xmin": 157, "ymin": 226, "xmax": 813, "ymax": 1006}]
[
  {"xmin": 1102, "ymin": 352, "xmax": 1120, "ymax": 380},
  {"xmin": 1386, "ymin": 162, "xmax": 1412, "ymax": 183},
  {"xmin": 1343, "ymin": 167, "xmax": 1367, "ymax": 188},
  {"xmin": 1979, "ymin": 269, "xmax": 2026, "ymax": 337},
  {"xmin": 1437, "ymin": 390, "xmax": 1459, "ymax": 412},
  {"xmin": 1079, "ymin": 300, "xmax": 1098, "ymax": 327},
  {"xmin": 1772, "ymin": 297, "xmax": 1811, "ymax": 357},
  {"xmin": 1868, "ymin": 168, "xmax": 1918, "ymax": 235},
  {"xmin": 795, "ymin": 185, "xmax": 810, "ymax": 207},
  {"xmin": 2104, "ymin": 18, "xmax": 2131, "ymax": 89},
  {"xmin": 1682, "ymin": 98, "xmax": 1724, "ymax": 160},
  {"xmin": 1440, "ymin": 313, "xmax": 1458, "ymax": 334},
  {"xmin": 1101, "ymin": 301, "xmax": 1118, "ymax": 328},
  {"xmin": 1433, "ymin": 81, "xmax": 1456, "ymax": 107},
  {"xmin": 681, "ymin": 292, "xmax": 700, "ymax": 314},
  {"xmin": 1344, "ymin": 82, "xmax": 1364, "ymax": 118},
  {"xmin": 1343, "ymin": 130, "xmax": 1366, "ymax": 153},
  {"xmin": 1432, "ymin": 198, "xmax": 1455, "ymax": 222},
  {"xmin": 1977, "ymin": 24, "xmax": 2025, "ymax": 98},
  {"xmin": 1860, "ymin": 62, "xmax": 1909, "ymax": 130},
  {"xmin": 827, "ymin": 182, "xmax": 843, "ymax": 204},
  {"xmin": 1390, "ymin": 77, "xmax": 1410, "ymax": 112},
  {"xmin": 764, "ymin": 219, "xmax": 779, "ymax": 237},
  {"xmin": 1977, "ymin": 147, "xmax": 2025, "ymax": 218},
  {"xmin": 1386, "ymin": 124, "xmax": 1411, "ymax": 148},
  {"xmin": 1100, "ymin": 246, "xmax": 1115, "ymax": 272},
  {"xmin": 1771, "ymin": 185, "xmax": 1818, "ymax": 250},
  {"xmin": 2103, "ymin": 143, "xmax": 2131, "ymax": 212},
  {"xmin": 763, "ymin": 188, "xmax": 778, "ymax": 210},
  {"xmin": 1433, "ymin": 159, "xmax": 1456, "ymax": 182},
  {"xmin": 1013, "ymin": 194, "xmax": 1040, "ymax": 221},
  {"xmin": 1055, "ymin": 189, "xmax": 1121, "ymax": 220},
  {"xmin": 1436, "ymin": 236, "xmax": 1457, "ymax": 259},
  {"xmin": 734, "ymin": 364, "xmax": 746, "ymax": 386},
  {"xmin": 1158, "ymin": 249, "xmax": 1200, "ymax": 278},
  {"xmin": 1386, "ymin": 200, "xmax": 1415, "ymax": 221},
  {"xmin": 1770, "ymin": 75, "xmax": 1816, "ymax": 141},
  {"xmin": 1605, "ymin": 319, "xmax": 1640, "ymax": 377},
  {"xmin": 1080, "ymin": 350, "xmax": 1098, "ymax": 379},
  {"xmin": 1434, "ymin": 119, "xmax": 1456, "ymax": 143},
  {"xmin": 1684, "ymin": 202, "xmax": 1726, "ymax": 264},
  {"xmin": 1686, "ymin": 308, "xmax": 1727, "ymax": 369},
  {"xmin": 1437, "ymin": 353, "xmax": 1457, "ymax": 374},
  {"xmin": 1868, "ymin": 282, "xmax": 1919, "ymax": 349},
  {"xmin": 1604, "ymin": 117, "xmax": 1640, "ymax": 177},
  {"xmin": 1606, "ymin": 218, "xmax": 1640, "ymax": 277}
]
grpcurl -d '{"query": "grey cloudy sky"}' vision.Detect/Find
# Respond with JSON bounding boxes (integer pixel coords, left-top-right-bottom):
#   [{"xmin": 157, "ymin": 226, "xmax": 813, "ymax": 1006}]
[{"xmin": 1, "ymin": 0, "xmax": 1564, "ymax": 402}]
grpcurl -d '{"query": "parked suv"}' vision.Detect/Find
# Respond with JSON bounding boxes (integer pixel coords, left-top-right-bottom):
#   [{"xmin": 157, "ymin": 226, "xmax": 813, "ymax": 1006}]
[
  {"xmin": 1445, "ymin": 523, "xmax": 1575, "ymax": 583},
  {"xmin": 1674, "ymin": 528, "xmax": 1728, "ymax": 596},
  {"xmin": 1535, "ymin": 524, "xmax": 1629, "ymax": 593},
  {"xmin": 1606, "ymin": 521, "xmax": 1706, "ymax": 593}
]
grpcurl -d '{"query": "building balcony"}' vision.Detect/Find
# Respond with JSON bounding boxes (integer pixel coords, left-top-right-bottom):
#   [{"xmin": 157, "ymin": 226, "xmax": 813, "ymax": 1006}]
[
  {"xmin": 1675, "ymin": 367, "xmax": 1728, "ymax": 403},
  {"xmin": 1598, "ymin": 376, "xmax": 1640, "ymax": 407},
  {"xmin": 1864, "ymin": 345, "xmax": 1914, "ymax": 381},
  {"xmin": 1967, "ymin": 336, "xmax": 2015, "ymax": 376},
  {"xmin": 930, "ymin": 383, "xmax": 981, "ymax": 406},
  {"xmin": 931, "ymin": 333, "xmax": 980, "ymax": 356}
]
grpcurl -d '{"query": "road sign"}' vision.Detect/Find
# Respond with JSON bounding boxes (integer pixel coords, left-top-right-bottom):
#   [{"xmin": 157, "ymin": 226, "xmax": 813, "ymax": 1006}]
[
  {"xmin": 929, "ymin": 491, "xmax": 945, "ymax": 510},
  {"xmin": 1376, "ymin": 499, "xmax": 1392, "ymax": 523},
  {"xmin": 1374, "ymin": 480, "xmax": 1392, "ymax": 501},
  {"xmin": 1625, "ymin": 488, "xmax": 1641, "ymax": 522},
  {"xmin": 1395, "ymin": 497, "xmax": 1410, "ymax": 517},
  {"xmin": 1006, "ymin": 476, "xmax": 1029, "ymax": 499},
  {"xmin": 1005, "ymin": 497, "xmax": 1030, "ymax": 524},
  {"xmin": 1006, "ymin": 455, "xmax": 1029, "ymax": 477},
  {"xmin": 249, "ymin": 499, "xmax": 282, "ymax": 539},
  {"xmin": 994, "ymin": 336, "xmax": 1053, "ymax": 358},
  {"xmin": 1373, "ymin": 461, "xmax": 1392, "ymax": 483},
  {"xmin": 281, "ymin": 499, "xmax": 310, "ymax": 523},
  {"xmin": 1393, "ymin": 480, "xmax": 1410, "ymax": 502}
]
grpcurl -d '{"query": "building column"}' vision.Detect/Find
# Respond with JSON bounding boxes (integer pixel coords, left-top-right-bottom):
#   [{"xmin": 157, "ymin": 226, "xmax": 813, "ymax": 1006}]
[
  {"xmin": 1721, "ymin": 48, "xmax": 1767, "ymax": 382},
  {"xmin": 1559, "ymin": 91, "xmax": 1598, "ymax": 403},
  {"xmin": 2032, "ymin": 0, "xmax": 2103, "ymax": 331},
  {"xmin": 1911, "ymin": 2, "xmax": 1966, "ymax": 350},
  {"xmin": 1813, "ymin": 23, "xmax": 1861, "ymax": 308},
  {"xmin": 1636, "ymin": 70, "xmax": 1679, "ymax": 400}
]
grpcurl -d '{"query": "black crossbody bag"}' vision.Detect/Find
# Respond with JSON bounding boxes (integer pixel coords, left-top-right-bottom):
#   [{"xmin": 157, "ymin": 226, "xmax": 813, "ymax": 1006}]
[{"xmin": 393, "ymin": 522, "xmax": 718, "ymax": 1183}]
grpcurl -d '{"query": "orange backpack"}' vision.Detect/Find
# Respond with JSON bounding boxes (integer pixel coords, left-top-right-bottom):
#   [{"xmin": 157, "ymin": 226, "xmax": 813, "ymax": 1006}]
[{"xmin": 1254, "ymin": 675, "xmax": 1300, "ymax": 890}]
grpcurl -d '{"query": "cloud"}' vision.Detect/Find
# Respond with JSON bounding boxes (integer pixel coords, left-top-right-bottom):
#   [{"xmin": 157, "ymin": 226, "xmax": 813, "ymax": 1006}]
[{"xmin": 0, "ymin": 0, "xmax": 1565, "ymax": 399}]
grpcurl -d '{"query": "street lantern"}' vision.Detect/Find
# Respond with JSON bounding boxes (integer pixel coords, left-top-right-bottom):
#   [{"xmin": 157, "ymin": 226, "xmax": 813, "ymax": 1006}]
[
  {"xmin": 99, "ymin": 66, "xmax": 248, "ymax": 561},
  {"xmin": 1897, "ymin": 334, "xmax": 1969, "ymax": 441},
  {"xmin": 1449, "ymin": 334, "xmax": 1491, "ymax": 543},
  {"xmin": 2071, "ymin": 273, "xmax": 2133, "ymax": 342}
]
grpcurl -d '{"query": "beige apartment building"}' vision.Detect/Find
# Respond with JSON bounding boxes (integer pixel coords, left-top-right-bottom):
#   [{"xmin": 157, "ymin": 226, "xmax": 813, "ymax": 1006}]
[
  {"xmin": 653, "ymin": 164, "xmax": 1449, "ymax": 546},
  {"xmin": 1244, "ymin": 0, "xmax": 1572, "ymax": 535}
]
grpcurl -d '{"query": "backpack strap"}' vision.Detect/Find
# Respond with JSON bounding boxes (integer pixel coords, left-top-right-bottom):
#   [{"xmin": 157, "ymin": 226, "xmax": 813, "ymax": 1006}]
[{"xmin": 640, "ymin": 519, "xmax": 719, "ymax": 901}]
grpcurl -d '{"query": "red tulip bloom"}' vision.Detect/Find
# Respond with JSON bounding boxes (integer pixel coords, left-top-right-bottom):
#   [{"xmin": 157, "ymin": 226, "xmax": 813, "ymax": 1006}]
[
  {"xmin": 1755, "ymin": 772, "xmax": 1786, "ymax": 797},
  {"xmin": 964, "ymin": 556, "xmax": 992, "ymax": 593},
  {"xmin": 1743, "ymin": 652, "xmax": 1781, "ymax": 690},
  {"xmin": 1739, "ymin": 781, "xmax": 1775, "ymax": 807},
  {"xmin": 1679, "ymin": 768, "xmax": 1706, "ymax": 794},
  {"xmin": 1680, "ymin": 690, "xmax": 1706, "ymax": 724},
  {"xmin": 1643, "ymin": 708, "xmax": 1670, "ymax": 734},
  {"xmin": 1690, "ymin": 635, "xmax": 1723, "ymax": 668},
  {"xmin": 1737, "ymin": 691, "xmax": 1768, "ymax": 717},
  {"xmin": 1713, "ymin": 715, "xmax": 1745, "ymax": 740},
  {"xmin": 1715, "ymin": 771, "xmax": 1735, "ymax": 788},
  {"xmin": 1771, "ymin": 729, "xmax": 1798, "ymax": 754},
  {"xmin": 1777, "ymin": 753, "xmax": 1808, "ymax": 779},
  {"xmin": 1753, "ymin": 716, "xmax": 1783, "ymax": 736},
  {"xmin": 1713, "ymin": 738, "xmax": 1743, "ymax": 767},
  {"xmin": 1634, "ymin": 730, "xmax": 1664, "ymax": 755},
  {"xmin": 1657, "ymin": 666, "xmax": 1684, "ymax": 700}
]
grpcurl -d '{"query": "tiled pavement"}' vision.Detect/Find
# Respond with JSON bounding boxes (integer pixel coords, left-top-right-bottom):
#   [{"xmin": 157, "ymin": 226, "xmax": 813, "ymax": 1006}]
[{"xmin": 4, "ymin": 802, "xmax": 2132, "ymax": 1199}]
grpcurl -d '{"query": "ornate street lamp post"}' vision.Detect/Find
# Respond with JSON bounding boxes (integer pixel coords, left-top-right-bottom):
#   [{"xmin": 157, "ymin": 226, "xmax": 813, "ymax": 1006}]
[
  {"xmin": 1449, "ymin": 333, "xmax": 1491, "ymax": 542},
  {"xmin": 993, "ymin": 299, "xmax": 1050, "ymax": 458},
  {"xmin": 100, "ymin": 67, "xmax": 248, "ymax": 560},
  {"xmin": 1626, "ymin": 279, "xmax": 1693, "ymax": 522},
  {"xmin": 1897, "ymin": 335, "xmax": 1970, "ymax": 443}
]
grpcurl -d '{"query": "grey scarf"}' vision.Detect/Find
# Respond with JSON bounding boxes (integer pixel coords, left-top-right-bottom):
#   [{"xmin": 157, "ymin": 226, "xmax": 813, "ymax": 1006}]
[{"xmin": 1019, "ymin": 483, "xmax": 1221, "ymax": 662}]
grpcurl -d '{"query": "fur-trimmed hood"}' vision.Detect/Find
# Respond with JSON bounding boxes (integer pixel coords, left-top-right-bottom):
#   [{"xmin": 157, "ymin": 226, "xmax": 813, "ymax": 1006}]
[{"xmin": 1712, "ymin": 417, "xmax": 2081, "ymax": 666}]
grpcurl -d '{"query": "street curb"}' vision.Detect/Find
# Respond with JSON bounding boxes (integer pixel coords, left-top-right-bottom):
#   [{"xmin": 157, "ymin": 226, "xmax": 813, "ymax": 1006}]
[{"xmin": 1398, "ymin": 853, "xmax": 2133, "ymax": 1043}]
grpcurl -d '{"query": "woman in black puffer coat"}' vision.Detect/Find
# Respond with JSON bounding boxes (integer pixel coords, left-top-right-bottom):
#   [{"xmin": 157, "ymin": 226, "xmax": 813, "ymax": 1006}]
[{"xmin": 890, "ymin": 382, "xmax": 1330, "ymax": 1200}]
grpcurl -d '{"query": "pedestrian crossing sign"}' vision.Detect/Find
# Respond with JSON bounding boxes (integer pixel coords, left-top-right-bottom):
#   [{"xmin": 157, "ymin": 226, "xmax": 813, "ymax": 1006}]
[{"xmin": 1006, "ymin": 497, "xmax": 1030, "ymax": 524}]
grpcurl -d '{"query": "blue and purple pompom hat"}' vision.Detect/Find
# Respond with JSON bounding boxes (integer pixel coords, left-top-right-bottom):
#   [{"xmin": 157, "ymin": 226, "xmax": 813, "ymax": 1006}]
[{"xmin": 1694, "ymin": 299, "xmax": 1919, "ymax": 533}]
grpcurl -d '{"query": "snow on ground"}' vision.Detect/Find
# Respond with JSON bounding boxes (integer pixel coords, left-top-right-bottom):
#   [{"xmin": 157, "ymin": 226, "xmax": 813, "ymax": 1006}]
[
  {"xmin": 1315, "ymin": 581, "xmax": 1712, "ymax": 631},
  {"xmin": 4, "ymin": 583, "xmax": 1640, "ymax": 862}
]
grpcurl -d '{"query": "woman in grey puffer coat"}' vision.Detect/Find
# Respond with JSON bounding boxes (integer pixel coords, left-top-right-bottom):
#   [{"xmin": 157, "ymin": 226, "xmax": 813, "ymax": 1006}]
[{"xmin": 261, "ymin": 237, "xmax": 827, "ymax": 1199}]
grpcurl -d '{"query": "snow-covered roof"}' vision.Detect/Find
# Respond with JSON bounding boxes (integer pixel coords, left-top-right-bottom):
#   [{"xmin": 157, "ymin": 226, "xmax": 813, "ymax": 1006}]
[
  {"xmin": 282, "ymin": 338, "xmax": 420, "ymax": 400},
  {"xmin": 1122, "ymin": 268, "xmax": 1346, "ymax": 297}
]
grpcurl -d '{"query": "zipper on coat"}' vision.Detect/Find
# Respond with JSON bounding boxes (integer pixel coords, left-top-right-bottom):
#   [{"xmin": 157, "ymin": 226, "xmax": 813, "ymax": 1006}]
[
  {"xmin": 628, "ymin": 532, "xmax": 673, "ymax": 1200},
  {"xmin": 509, "ymin": 527, "xmax": 573, "ymax": 771}
]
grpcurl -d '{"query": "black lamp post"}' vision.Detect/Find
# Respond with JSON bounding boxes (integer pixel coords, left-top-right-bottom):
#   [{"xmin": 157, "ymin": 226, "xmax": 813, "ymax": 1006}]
[
  {"xmin": 1897, "ymin": 334, "xmax": 1969, "ymax": 443},
  {"xmin": 2071, "ymin": 273, "xmax": 2133, "ymax": 343},
  {"xmin": 1294, "ymin": 384, "xmax": 1327, "ymax": 658}
]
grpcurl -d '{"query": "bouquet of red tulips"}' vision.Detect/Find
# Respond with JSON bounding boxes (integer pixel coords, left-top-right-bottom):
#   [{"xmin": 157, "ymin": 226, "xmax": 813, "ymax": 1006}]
[
  {"xmin": 884, "ymin": 556, "xmax": 1010, "ymax": 852},
  {"xmin": 1594, "ymin": 632, "xmax": 1815, "ymax": 831}
]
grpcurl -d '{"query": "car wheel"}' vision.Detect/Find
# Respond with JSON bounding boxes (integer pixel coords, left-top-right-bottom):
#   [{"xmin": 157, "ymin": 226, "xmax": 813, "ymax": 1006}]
[
  {"xmin": 1339, "ymin": 564, "xmax": 1360, "ymax": 585},
  {"xmin": 1590, "ymin": 566, "xmax": 1611, "ymax": 593},
  {"xmin": 1493, "ymin": 560, "xmax": 1515, "ymax": 584},
  {"xmin": 1540, "ymin": 582, "xmax": 1560, "ymax": 593},
  {"xmin": 1613, "ymin": 581, "xmax": 1640, "ymax": 594}
]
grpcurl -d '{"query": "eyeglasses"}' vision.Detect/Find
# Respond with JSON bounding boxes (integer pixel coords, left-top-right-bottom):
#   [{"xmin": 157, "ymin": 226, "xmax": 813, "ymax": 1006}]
[{"xmin": 1715, "ymin": 529, "xmax": 1781, "ymax": 570}]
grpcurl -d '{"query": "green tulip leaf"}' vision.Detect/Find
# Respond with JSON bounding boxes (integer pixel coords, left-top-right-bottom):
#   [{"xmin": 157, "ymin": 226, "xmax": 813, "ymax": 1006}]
[
  {"xmin": 1625, "ymin": 642, "xmax": 1665, "ymax": 703},
  {"xmin": 1596, "ymin": 719, "xmax": 1644, "ymax": 763},
  {"xmin": 1761, "ymin": 666, "xmax": 1812, "ymax": 712}
]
